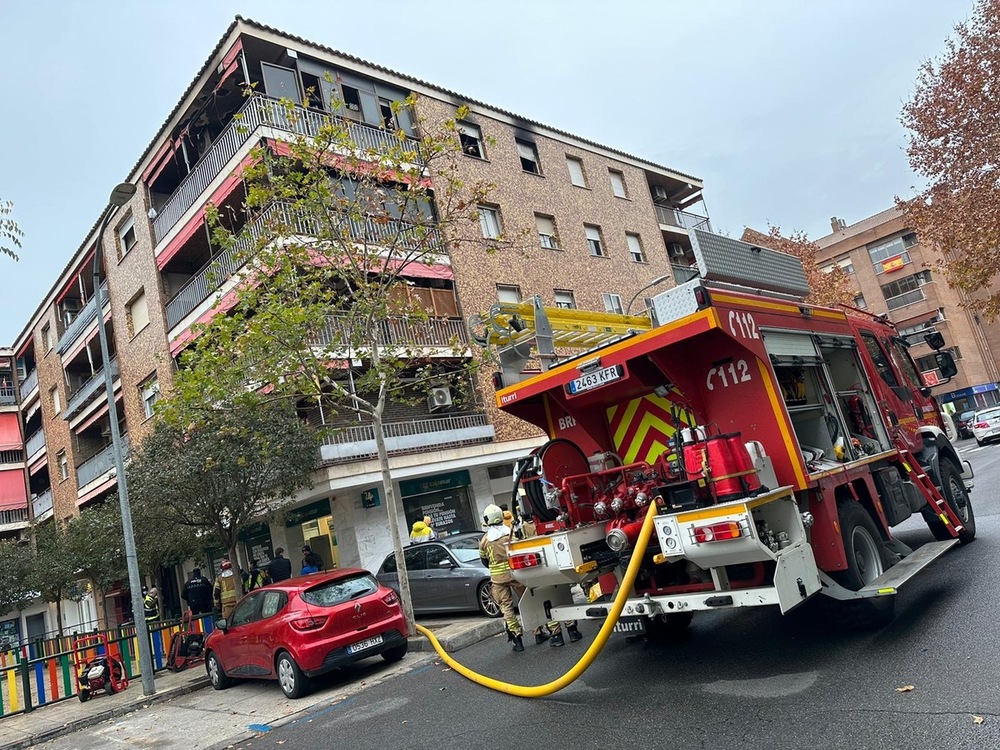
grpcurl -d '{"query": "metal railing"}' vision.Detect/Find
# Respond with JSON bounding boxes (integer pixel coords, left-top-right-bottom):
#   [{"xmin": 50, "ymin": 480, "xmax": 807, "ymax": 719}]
[
  {"xmin": 18, "ymin": 369, "xmax": 38, "ymax": 400},
  {"xmin": 76, "ymin": 433, "xmax": 129, "ymax": 489},
  {"xmin": 31, "ymin": 489, "xmax": 53, "ymax": 520},
  {"xmin": 311, "ymin": 315, "xmax": 468, "ymax": 349},
  {"xmin": 0, "ymin": 507, "xmax": 27, "ymax": 526},
  {"xmin": 152, "ymin": 93, "xmax": 424, "ymax": 242},
  {"xmin": 0, "ymin": 388, "xmax": 14, "ymax": 405},
  {"xmin": 654, "ymin": 205, "xmax": 713, "ymax": 232},
  {"xmin": 885, "ymin": 289, "xmax": 926, "ymax": 311},
  {"xmin": 55, "ymin": 282, "xmax": 108, "ymax": 355},
  {"xmin": 320, "ymin": 413, "xmax": 493, "ymax": 463},
  {"xmin": 64, "ymin": 359, "xmax": 119, "ymax": 420},
  {"xmin": 164, "ymin": 201, "xmax": 442, "ymax": 330},
  {"xmin": 0, "ymin": 449, "xmax": 23, "ymax": 464},
  {"xmin": 24, "ymin": 429, "xmax": 45, "ymax": 459}
]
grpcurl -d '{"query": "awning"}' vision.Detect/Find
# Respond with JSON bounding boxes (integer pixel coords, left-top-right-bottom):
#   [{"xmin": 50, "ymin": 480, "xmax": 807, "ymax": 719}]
[
  {"xmin": 0, "ymin": 470, "xmax": 27, "ymax": 511},
  {"xmin": 0, "ymin": 413, "xmax": 22, "ymax": 451}
]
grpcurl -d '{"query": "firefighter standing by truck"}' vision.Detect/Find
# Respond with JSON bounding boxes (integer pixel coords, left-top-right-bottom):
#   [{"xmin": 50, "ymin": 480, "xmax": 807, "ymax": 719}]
[{"xmin": 213, "ymin": 559, "xmax": 240, "ymax": 620}]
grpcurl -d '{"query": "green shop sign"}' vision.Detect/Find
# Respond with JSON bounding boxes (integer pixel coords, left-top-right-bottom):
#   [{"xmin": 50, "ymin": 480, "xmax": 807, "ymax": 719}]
[
  {"xmin": 284, "ymin": 498, "xmax": 332, "ymax": 528},
  {"xmin": 399, "ymin": 470, "xmax": 471, "ymax": 498}
]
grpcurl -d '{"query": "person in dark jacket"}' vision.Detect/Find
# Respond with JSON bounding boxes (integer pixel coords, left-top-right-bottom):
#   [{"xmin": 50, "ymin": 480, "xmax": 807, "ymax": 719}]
[
  {"xmin": 301, "ymin": 545, "xmax": 323, "ymax": 572},
  {"xmin": 268, "ymin": 548, "xmax": 292, "ymax": 582},
  {"xmin": 181, "ymin": 568, "xmax": 213, "ymax": 615}
]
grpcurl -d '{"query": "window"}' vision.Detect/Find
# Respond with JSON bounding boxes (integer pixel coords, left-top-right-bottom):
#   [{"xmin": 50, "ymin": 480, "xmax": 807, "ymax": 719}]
[
  {"xmin": 853, "ymin": 294, "xmax": 868, "ymax": 310},
  {"xmin": 50, "ymin": 386, "xmax": 60, "ymax": 416},
  {"xmin": 566, "ymin": 156, "xmax": 587, "ymax": 187},
  {"xmin": 554, "ymin": 290, "xmax": 576, "ymax": 309},
  {"xmin": 535, "ymin": 214, "xmax": 558, "ymax": 249},
  {"xmin": 881, "ymin": 271, "xmax": 931, "ymax": 310},
  {"xmin": 458, "ymin": 122, "xmax": 484, "ymax": 158},
  {"xmin": 127, "ymin": 290, "xmax": 149, "ymax": 337},
  {"xmin": 897, "ymin": 315, "xmax": 941, "ymax": 344},
  {"xmin": 140, "ymin": 375, "xmax": 159, "ymax": 419},
  {"xmin": 117, "ymin": 216, "xmax": 137, "ymax": 259},
  {"xmin": 861, "ymin": 331, "xmax": 900, "ymax": 388},
  {"xmin": 425, "ymin": 546, "xmax": 454, "ymax": 568},
  {"xmin": 869, "ymin": 236, "xmax": 912, "ymax": 274},
  {"xmin": 902, "ymin": 232, "xmax": 918, "ymax": 248},
  {"xmin": 602, "ymin": 293, "xmax": 624, "ymax": 315},
  {"xmin": 478, "ymin": 206, "xmax": 502, "ymax": 239},
  {"xmin": 890, "ymin": 338, "xmax": 924, "ymax": 391},
  {"xmin": 626, "ymin": 233, "xmax": 645, "ymax": 263},
  {"xmin": 41, "ymin": 324, "xmax": 51, "ymax": 352},
  {"xmin": 260, "ymin": 63, "xmax": 302, "ymax": 105},
  {"xmin": 609, "ymin": 170, "xmax": 627, "ymax": 198},
  {"xmin": 585, "ymin": 224, "xmax": 605, "ymax": 257},
  {"xmin": 260, "ymin": 591, "xmax": 288, "ymax": 619},
  {"xmin": 822, "ymin": 257, "xmax": 854, "ymax": 275},
  {"xmin": 516, "ymin": 140, "xmax": 540, "ymax": 174},
  {"xmin": 57, "ymin": 450, "xmax": 68, "ymax": 481},
  {"xmin": 496, "ymin": 284, "xmax": 522, "ymax": 304},
  {"xmin": 378, "ymin": 98, "xmax": 396, "ymax": 130},
  {"xmin": 341, "ymin": 85, "xmax": 363, "ymax": 119},
  {"xmin": 230, "ymin": 593, "xmax": 261, "ymax": 627}
]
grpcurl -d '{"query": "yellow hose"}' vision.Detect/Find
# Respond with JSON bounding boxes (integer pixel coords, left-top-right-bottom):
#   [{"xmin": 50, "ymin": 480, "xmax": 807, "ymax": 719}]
[{"xmin": 414, "ymin": 501, "xmax": 658, "ymax": 697}]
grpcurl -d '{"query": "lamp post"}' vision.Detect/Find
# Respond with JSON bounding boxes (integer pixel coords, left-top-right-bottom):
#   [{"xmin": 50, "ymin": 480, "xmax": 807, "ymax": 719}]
[
  {"xmin": 626, "ymin": 274, "xmax": 671, "ymax": 315},
  {"xmin": 93, "ymin": 182, "xmax": 156, "ymax": 697}
]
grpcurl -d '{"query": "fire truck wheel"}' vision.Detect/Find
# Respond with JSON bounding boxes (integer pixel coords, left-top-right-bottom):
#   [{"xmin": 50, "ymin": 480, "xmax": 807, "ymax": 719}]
[
  {"xmin": 644, "ymin": 611, "xmax": 693, "ymax": 641},
  {"xmin": 924, "ymin": 459, "xmax": 976, "ymax": 544},
  {"xmin": 831, "ymin": 499, "xmax": 895, "ymax": 629}
]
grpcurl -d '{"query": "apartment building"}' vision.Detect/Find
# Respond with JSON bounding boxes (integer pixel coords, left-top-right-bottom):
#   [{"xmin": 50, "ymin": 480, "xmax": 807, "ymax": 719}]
[
  {"xmin": 3, "ymin": 17, "xmax": 709, "ymax": 631},
  {"xmin": 816, "ymin": 207, "xmax": 1000, "ymax": 414}
]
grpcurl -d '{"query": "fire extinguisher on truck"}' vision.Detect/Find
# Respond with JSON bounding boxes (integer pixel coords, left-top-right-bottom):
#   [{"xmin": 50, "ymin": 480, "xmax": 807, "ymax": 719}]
[{"xmin": 470, "ymin": 229, "xmax": 975, "ymax": 635}]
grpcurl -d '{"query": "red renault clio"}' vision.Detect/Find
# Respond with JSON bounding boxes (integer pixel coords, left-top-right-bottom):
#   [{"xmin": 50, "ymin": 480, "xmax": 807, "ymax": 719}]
[{"xmin": 204, "ymin": 568, "xmax": 408, "ymax": 698}]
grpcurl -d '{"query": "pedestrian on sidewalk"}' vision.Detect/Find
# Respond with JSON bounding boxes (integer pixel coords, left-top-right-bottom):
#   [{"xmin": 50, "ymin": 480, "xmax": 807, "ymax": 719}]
[
  {"xmin": 268, "ymin": 547, "xmax": 292, "ymax": 582},
  {"xmin": 143, "ymin": 587, "xmax": 159, "ymax": 622},
  {"xmin": 301, "ymin": 544, "xmax": 323, "ymax": 573},
  {"xmin": 409, "ymin": 517, "xmax": 434, "ymax": 542},
  {"xmin": 181, "ymin": 568, "xmax": 213, "ymax": 615},
  {"xmin": 213, "ymin": 559, "xmax": 240, "ymax": 621},
  {"xmin": 247, "ymin": 559, "xmax": 270, "ymax": 591}
]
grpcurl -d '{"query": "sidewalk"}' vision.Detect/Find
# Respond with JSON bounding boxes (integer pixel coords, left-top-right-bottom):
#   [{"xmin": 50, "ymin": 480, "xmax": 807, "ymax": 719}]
[{"xmin": 0, "ymin": 615, "xmax": 502, "ymax": 750}]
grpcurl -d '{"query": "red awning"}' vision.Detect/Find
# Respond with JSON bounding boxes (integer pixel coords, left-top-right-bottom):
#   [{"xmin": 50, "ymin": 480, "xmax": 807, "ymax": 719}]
[
  {"xmin": 0, "ymin": 413, "xmax": 21, "ymax": 451},
  {"xmin": 0, "ymin": 469, "xmax": 27, "ymax": 511}
]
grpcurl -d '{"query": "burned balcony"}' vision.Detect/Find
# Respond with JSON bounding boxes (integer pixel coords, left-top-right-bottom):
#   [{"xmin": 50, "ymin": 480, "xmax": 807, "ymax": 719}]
[
  {"xmin": 56, "ymin": 281, "xmax": 108, "ymax": 355},
  {"xmin": 64, "ymin": 358, "xmax": 119, "ymax": 420}
]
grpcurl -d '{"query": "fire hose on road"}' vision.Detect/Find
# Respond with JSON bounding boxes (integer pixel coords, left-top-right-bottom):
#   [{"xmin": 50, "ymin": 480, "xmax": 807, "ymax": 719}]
[{"xmin": 414, "ymin": 501, "xmax": 658, "ymax": 698}]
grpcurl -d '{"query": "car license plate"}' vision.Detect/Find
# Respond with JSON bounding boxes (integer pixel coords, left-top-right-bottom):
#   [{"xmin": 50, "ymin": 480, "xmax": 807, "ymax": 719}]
[
  {"xmin": 347, "ymin": 634, "xmax": 384, "ymax": 654},
  {"xmin": 567, "ymin": 364, "xmax": 624, "ymax": 395},
  {"xmin": 612, "ymin": 616, "xmax": 645, "ymax": 635}
]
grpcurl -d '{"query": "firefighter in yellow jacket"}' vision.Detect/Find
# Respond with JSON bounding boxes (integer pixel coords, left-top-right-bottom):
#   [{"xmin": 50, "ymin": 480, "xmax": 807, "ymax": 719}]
[{"xmin": 212, "ymin": 559, "xmax": 240, "ymax": 621}]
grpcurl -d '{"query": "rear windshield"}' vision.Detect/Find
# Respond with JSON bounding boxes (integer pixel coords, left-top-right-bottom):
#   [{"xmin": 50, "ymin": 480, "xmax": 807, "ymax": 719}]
[
  {"xmin": 976, "ymin": 409, "xmax": 1000, "ymax": 422},
  {"xmin": 302, "ymin": 574, "xmax": 378, "ymax": 607}
]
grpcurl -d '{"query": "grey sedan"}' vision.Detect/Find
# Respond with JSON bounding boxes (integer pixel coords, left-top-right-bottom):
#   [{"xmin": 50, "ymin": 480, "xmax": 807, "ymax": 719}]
[{"xmin": 376, "ymin": 533, "xmax": 500, "ymax": 618}]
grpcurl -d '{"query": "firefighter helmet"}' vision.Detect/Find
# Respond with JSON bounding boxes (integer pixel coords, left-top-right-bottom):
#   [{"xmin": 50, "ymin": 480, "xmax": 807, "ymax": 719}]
[
  {"xmin": 220, "ymin": 559, "xmax": 232, "ymax": 571},
  {"xmin": 483, "ymin": 504, "xmax": 504, "ymax": 526}
]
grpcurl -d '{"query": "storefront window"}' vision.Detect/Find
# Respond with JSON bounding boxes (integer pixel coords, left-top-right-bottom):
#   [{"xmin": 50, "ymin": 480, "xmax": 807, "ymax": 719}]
[{"xmin": 400, "ymin": 470, "xmax": 478, "ymax": 537}]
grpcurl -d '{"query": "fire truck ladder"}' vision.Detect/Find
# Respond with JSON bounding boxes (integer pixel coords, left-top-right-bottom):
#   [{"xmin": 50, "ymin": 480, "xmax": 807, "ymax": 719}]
[
  {"xmin": 896, "ymin": 447, "xmax": 966, "ymax": 536},
  {"xmin": 468, "ymin": 296, "xmax": 652, "ymax": 384}
]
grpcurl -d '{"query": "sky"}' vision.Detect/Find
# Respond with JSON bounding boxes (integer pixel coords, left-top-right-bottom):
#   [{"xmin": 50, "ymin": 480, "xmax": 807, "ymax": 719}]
[{"xmin": 0, "ymin": 0, "xmax": 974, "ymax": 345}]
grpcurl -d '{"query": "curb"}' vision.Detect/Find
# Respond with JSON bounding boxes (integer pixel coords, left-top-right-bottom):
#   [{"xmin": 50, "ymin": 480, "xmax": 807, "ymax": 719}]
[
  {"xmin": 409, "ymin": 619, "xmax": 505, "ymax": 653},
  {"xmin": 0, "ymin": 676, "xmax": 211, "ymax": 750}
]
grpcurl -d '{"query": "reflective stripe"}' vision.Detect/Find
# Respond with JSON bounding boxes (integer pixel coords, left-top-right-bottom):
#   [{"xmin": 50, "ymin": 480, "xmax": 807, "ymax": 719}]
[{"xmin": 489, "ymin": 562, "xmax": 511, "ymax": 576}]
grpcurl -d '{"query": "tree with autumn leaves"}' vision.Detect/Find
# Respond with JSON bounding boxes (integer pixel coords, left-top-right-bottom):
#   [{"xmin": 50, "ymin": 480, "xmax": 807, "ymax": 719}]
[{"xmin": 899, "ymin": 0, "xmax": 1000, "ymax": 318}]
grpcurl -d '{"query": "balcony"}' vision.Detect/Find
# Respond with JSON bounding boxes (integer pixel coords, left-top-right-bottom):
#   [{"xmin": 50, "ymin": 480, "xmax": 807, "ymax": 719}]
[
  {"xmin": 320, "ymin": 413, "xmax": 494, "ymax": 464},
  {"xmin": 24, "ymin": 428, "xmax": 45, "ymax": 460},
  {"xmin": 153, "ymin": 93, "xmax": 425, "ymax": 243},
  {"xmin": 19, "ymin": 368, "xmax": 38, "ymax": 401},
  {"xmin": 31, "ymin": 489, "xmax": 53, "ymax": 521},
  {"xmin": 0, "ymin": 387, "xmax": 13, "ymax": 405},
  {"xmin": 164, "ymin": 202, "xmax": 442, "ymax": 330},
  {"xmin": 655, "ymin": 205, "xmax": 713, "ymax": 232},
  {"xmin": 0, "ymin": 507, "xmax": 28, "ymax": 527},
  {"xmin": 56, "ymin": 281, "xmax": 108, "ymax": 355},
  {"xmin": 885, "ymin": 289, "xmax": 926, "ymax": 311},
  {"xmin": 311, "ymin": 315, "xmax": 468, "ymax": 350},
  {"xmin": 64, "ymin": 358, "xmax": 119, "ymax": 420},
  {"xmin": 76, "ymin": 433, "xmax": 129, "ymax": 489}
]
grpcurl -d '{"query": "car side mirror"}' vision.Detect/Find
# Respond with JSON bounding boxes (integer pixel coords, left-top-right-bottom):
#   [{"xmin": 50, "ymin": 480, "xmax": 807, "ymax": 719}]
[
  {"xmin": 215, "ymin": 618, "xmax": 228, "ymax": 631},
  {"xmin": 935, "ymin": 351, "xmax": 958, "ymax": 378},
  {"xmin": 438, "ymin": 559, "xmax": 456, "ymax": 569}
]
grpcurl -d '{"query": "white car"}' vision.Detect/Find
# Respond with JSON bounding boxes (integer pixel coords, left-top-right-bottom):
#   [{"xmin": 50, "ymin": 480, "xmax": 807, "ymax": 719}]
[{"xmin": 971, "ymin": 407, "xmax": 1000, "ymax": 446}]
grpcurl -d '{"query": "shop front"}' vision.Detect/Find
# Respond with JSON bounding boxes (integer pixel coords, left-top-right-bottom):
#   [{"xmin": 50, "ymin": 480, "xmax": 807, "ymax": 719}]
[
  {"xmin": 283, "ymin": 498, "xmax": 340, "ymax": 572},
  {"xmin": 941, "ymin": 382, "xmax": 1000, "ymax": 413},
  {"xmin": 400, "ymin": 470, "xmax": 477, "ymax": 538}
]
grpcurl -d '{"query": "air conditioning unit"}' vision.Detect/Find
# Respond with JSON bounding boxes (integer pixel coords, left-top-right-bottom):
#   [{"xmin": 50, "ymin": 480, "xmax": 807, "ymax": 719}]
[
  {"xmin": 668, "ymin": 243, "xmax": 687, "ymax": 258},
  {"xmin": 651, "ymin": 185, "xmax": 671, "ymax": 203},
  {"xmin": 427, "ymin": 387, "xmax": 453, "ymax": 412}
]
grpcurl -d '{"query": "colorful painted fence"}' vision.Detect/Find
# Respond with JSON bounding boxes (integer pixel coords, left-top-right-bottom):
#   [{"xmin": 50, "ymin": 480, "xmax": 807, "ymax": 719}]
[{"xmin": 0, "ymin": 615, "xmax": 214, "ymax": 717}]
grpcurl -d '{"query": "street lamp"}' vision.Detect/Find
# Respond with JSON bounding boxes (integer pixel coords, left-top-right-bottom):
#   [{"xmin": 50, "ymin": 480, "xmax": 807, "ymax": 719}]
[
  {"xmin": 93, "ymin": 182, "xmax": 156, "ymax": 697},
  {"xmin": 626, "ymin": 274, "xmax": 671, "ymax": 315}
]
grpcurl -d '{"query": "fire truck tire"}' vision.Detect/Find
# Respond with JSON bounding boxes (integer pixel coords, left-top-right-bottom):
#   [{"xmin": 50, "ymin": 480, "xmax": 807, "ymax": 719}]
[
  {"xmin": 644, "ymin": 611, "xmax": 693, "ymax": 641},
  {"xmin": 831, "ymin": 499, "xmax": 895, "ymax": 629},
  {"xmin": 924, "ymin": 459, "xmax": 976, "ymax": 544}
]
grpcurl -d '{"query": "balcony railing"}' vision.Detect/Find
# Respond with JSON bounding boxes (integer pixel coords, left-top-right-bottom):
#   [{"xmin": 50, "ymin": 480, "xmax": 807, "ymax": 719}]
[
  {"xmin": 64, "ymin": 358, "xmax": 119, "ymax": 420},
  {"xmin": 311, "ymin": 315, "xmax": 468, "ymax": 350},
  {"xmin": 0, "ymin": 507, "xmax": 28, "ymax": 527},
  {"xmin": 19, "ymin": 368, "xmax": 38, "ymax": 400},
  {"xmin": 654, "ymin": 205, "xmax": 713, "ymax": 232},
  {"xmin": 885, "ymin": 289, "xmax": 926, "ymax": 311},
  {"xmin": 25, "ymin": 428, "xmax": 45, "ymax": 459},
  {"xmin": 153, "ymin": 93, "xmax": 424, "ymax": 242},
  {"xmin": 0, "ymin": 387, "xmax": 14, "ymax": 405},
  {"xmin": 56, "ymin": 281, "xmax": 108, "ymax": 355},
  {"xmin": 319, "ymin": 413, "xmax": 494, "ymax": 464},
  {"xmin": 77, "ymin": 433, "xmax": 129, "ymax": 489},
  {"xmin": 164, "ymin": 201, "xmax": 442, "ymax": 330},
  {"xmin": 31, "ymin": 489, "xmax": 53, "ymax": 521}
]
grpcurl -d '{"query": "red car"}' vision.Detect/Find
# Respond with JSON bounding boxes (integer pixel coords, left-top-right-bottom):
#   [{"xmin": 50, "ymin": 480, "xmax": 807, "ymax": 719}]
[{"xmin": 204, "ymin": 568, "xmax": 408, "ymax": 698}]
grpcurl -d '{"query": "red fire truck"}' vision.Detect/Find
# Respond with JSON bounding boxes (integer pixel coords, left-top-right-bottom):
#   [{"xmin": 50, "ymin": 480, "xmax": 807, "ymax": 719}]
[{"xmin": 474, "ymin": 230, "xmax": 974, "ymax": 634}]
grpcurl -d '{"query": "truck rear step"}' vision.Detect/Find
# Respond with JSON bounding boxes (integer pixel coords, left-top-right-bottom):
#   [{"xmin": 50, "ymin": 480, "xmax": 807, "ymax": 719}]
[{"xmin": 821, "ymin": 539, "xmax": 959, "ymax": 600}]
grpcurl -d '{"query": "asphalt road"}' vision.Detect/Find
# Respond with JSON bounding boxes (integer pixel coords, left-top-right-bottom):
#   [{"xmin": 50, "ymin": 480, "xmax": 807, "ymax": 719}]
[{"xmin": 231, "ymin": 439, "xmax": 1000, "ymax": 750}]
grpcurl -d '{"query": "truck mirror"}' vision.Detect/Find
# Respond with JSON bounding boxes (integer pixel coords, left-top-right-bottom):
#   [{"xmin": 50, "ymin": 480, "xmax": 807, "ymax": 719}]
[
  {"xmin": 935, "ymin": 351, "xmax": 958, "ymax": 378},
  {"xmin": 924, "ymin": 331, "xmax": 946, "ymax": 350}
]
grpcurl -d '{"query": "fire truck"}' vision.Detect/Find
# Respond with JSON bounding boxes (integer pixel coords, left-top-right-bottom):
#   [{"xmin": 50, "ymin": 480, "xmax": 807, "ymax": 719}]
[{"xmin": 471, "ymin": 229, "xmax": 975, "ymax": 635}]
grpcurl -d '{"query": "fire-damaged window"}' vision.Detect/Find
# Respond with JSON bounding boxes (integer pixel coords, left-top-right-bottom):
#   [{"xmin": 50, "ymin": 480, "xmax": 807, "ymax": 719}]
[
  {"xmin": 261, "ymin": 63, "xmax": 302, "ymax": 104},
  {"xmin": 458, "ymin": 122, "xmax": 485, "ymax": 158},
  {"xmin": 516, "ymin": 140, "xmax": 540, "ymax": 174}
]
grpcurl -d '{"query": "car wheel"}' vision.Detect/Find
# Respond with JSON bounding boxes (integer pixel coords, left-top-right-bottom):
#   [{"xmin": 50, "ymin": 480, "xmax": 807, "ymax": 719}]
[
  {"xmin": 381, "ymin": 641, "xmax": 409, "ymax": 663},
  {"xmin": 206, "ymin": 651, "xmax": 233, "ymax": 691},
  {"xmin": 976, "ymin": 439, "xmax": 984, "ymax": 447},
  {"xmin": 276, "ymin": 651, "xmax": 310, "ymax": 699},
  {"xmin": 477, "ymin": 580, "xmax": 501, "ymax": 618}
]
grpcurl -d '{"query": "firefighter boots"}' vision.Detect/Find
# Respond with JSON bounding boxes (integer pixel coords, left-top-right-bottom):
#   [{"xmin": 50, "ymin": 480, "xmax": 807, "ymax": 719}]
[
  {"xmin": 549, "ymin": 631, "xmax": 565, "ymax": 647},
  {"xmin": 534, "ymin": 631, "xmax": 550, "ymax": 645},
  {"xmin": 567, "ymin": 624, "xmax": 582, "ymax": 642},
  {"xmin": 512, "ymin": 635, "xmax": 524, "ymax": 652}
]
